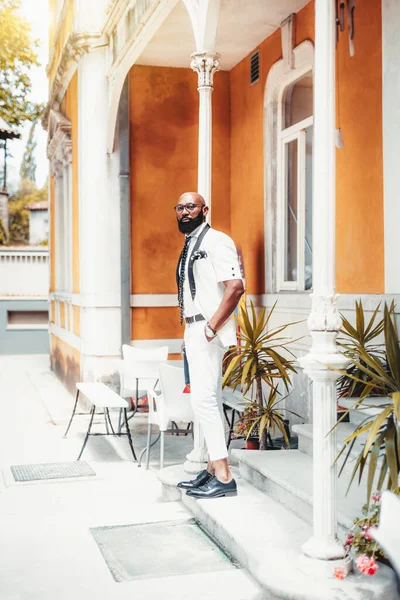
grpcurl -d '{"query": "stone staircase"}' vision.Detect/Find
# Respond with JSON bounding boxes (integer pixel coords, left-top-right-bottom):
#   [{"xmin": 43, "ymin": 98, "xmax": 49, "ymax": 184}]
[{"xmin": 159, "ymin": 427, "xmax": 399, "ymax": 600}]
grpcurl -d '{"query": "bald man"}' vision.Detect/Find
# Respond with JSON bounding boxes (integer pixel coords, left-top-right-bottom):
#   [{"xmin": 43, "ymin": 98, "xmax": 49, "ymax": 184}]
[{"xmin": 175, "ymin": 192, "xmax": 244, "ymax": 498}]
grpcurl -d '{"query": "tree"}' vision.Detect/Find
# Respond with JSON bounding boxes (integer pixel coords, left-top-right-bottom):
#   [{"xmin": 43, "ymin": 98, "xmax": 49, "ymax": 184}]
[
  {"xmin": 0, "ymin": 0, "xmax": 42, "ymax": 126},
  {"xmin": 19, "ymin": 119, "xmax": 37, "ymax": 182},
  {"xmin": 8, "ymin": 179, "xmax": 47, "ymax": 245}
]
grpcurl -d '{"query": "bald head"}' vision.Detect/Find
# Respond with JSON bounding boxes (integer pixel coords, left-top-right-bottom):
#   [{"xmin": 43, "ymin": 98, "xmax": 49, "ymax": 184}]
[
  {"xmin": 175, "ymin": 191, "xmax": 209, "ymax": 234},
  {"xmin": 178, "ymin": 192, "xmax": 207, "ymax": 206}
]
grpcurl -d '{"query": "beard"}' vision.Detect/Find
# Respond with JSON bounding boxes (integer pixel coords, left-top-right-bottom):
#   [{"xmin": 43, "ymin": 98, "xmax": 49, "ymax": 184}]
[{"xmin": 177, "ymin": 211, "xmax": 205, "ymax": 234}]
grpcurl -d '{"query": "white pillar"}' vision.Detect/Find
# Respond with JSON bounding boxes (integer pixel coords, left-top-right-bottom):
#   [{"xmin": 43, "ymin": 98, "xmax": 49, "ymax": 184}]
[
  {"xmin": 299, "ymin": 0, "xmax": 350, "ymax": 566},
  {"xmin": 190, "ymin": 52, "xmax": 220, "ymax": 221},
  {"xmin": 78, "ymin": 46, "xmax": 122, "ymax": 380},
  {"xmin": 182, "ymin": 51, "xmax": 220, "ymax": 473}
]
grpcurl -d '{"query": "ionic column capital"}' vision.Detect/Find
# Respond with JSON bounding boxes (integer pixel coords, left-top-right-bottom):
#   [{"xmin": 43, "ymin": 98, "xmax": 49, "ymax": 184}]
[{"xmin": 190, "ymin": 52, "xmax": 221, "ymax": 90}]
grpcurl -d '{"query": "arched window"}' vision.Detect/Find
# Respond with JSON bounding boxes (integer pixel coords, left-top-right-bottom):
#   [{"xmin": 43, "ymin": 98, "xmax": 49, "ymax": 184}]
[{"xmin": 264, "ymin": 41, "xmax": 314, "ymax": 293}]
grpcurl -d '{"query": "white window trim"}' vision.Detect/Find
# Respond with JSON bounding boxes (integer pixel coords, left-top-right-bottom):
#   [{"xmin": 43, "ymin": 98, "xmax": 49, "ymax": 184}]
[
  {"xmin": 277, "ymin": 115, "xmax": 313, "ymax": 291},
  {"xmin": 264, "ymin": 40, "xmax": 314, "ymax": 294}
]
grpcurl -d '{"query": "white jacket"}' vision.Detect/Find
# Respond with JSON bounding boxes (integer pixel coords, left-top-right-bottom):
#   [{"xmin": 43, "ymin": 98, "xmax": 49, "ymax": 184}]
[{"xmin": 177, "ymin": 224, "xmax": 243, "ymax": 348}]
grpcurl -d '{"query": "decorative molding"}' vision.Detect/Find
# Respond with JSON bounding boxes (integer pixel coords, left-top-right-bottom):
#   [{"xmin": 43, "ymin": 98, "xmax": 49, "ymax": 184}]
[
  {"xmin": 47, "ymin": 109, "xmax": 72, "ymax": 169},
  {"xmin": 104, "ymin": 0, "xmax": 131, "ymax": 35},
  {"xmin": 190, "ymin": 52, "xmax": 220, "ymax": 89},
  {"xmin": 47, "ymin": 0, "xmax": 70, "ymax": 75},
  {"xmin": 307, "ymin": 293, "xmax": 342, "ymax": 332},
  {"xmin": 281, "ymin": 13, "xmax": 296, "ymax": 72},
  {"xmin": 130, "ymin": 294, "xmax": 178, "ymax": 307},
  {"xmin": 43, "ymin": 31, "xmax": 104, "ymax": 126}
]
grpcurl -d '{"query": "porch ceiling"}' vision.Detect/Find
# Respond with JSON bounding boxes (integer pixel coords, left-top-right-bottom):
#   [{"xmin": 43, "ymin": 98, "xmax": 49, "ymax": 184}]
[{"xmin": 136, "ymin": 0, "xmax": 311, "ymax": 71}]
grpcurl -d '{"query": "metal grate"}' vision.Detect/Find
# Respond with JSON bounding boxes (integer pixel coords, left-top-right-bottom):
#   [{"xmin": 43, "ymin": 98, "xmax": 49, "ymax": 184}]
[
  {"xmin": 250, "ymin": 49, "xmax": 260, "ymax": 85},
  {"xmin": 10, "ymin": 461, "xmax": 96, "ymax": 482},
  {"xmin": 91, "ymin": 519, "xmax": 236, "ymax": 582}
]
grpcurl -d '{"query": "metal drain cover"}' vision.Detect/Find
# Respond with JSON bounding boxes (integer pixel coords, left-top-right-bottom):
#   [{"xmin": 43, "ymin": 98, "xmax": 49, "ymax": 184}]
[
  {"xmin": 91, "ymin": 519, "xmax": 236, "ymax": 582},
  {"xmin": 10, "ymin": 461, "xmax": 96, "ymax": 482}
]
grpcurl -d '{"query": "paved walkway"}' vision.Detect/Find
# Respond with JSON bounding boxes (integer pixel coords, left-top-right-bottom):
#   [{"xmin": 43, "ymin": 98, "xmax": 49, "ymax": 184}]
[{"xmin": 0, "ymin": 355, "xmax": 262, "ymax": 600}]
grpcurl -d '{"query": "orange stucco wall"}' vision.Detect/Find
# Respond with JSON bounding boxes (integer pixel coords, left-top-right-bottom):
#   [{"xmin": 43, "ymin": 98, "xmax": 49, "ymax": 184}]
[
  {"xmin": 127, "ymin": 0, "xmax": 384, "ymax": 347},
  {"xmin": 230, "ymin": 1, "xmax": 314, "ymax": 295},
  {"xmin": 335, "ymin": 0, "xmax": 384, "ymax": 293},
  {"xmin": 129, "ymin": 65, "xmax": 230, "ymax": 340},
  {"xmin": 60, "ymin": 72, "xmax": 80, "ymax": 294}
]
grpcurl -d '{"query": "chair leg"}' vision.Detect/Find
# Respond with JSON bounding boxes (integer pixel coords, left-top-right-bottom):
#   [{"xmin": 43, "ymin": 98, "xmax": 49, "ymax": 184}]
[
  {"xmin": 145, "ymin": 422, "xmax": 152, "ymax": 470},
  {"xmin": 105, "ymin": 408, "xmax": 115, "ymax": 434},
  {"xmin": 64, "ymin": 390, "xmax": 80, "ymax": 438},
  {"xmin": 77, "ymin": 405, "xmax": 95, "ymax": 460},
  {"xmin": 227, "ymin": 409, "xmax": 237, "ymax": 450},
  {"xmin": 123, "ymin": 408, "xmax": 137, "ymax": 461},
  {"xmin": 160, "ymin": 430, "xmax": 165, "ymax": 470},
  {"xmin": 184, "ymin": 422, "xmax": 191, "ymax": 437}
]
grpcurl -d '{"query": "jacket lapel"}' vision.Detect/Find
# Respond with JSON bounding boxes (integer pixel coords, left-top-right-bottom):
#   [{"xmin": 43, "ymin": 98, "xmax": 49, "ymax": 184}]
[{"xmin": 187, "ymin": 224, "xmax": 210, "ymax": 299}]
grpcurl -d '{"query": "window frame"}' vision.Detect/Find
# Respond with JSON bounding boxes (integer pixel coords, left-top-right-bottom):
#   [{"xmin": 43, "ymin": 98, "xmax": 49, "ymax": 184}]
[
  {"xmin": 264, "ymin": 40, "xmax": 314, "ymax": 295},
  {"xmin": 276, "ymin": 114, "xmax": 313, "ymax": 292}
]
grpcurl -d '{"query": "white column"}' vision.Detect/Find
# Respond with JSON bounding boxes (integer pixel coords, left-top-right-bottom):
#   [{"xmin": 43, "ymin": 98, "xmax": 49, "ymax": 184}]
[
  {"xmin": 299, "ymin": 0, "xmax": 350, "ymax": 566},
  {"xmin": 183, "ymin": 51, "xmax": 220, "ymax": 473},
  {"xmin": 78, "ymin": 46, "xmax": 122, "ymax": 380},
  {"xmin": 382, "ymin": 0, "xmax": 400, "ymax": 293},
  {"xmin": 190, "ymin": 52, "xmax": 220, "ymax": 221}
]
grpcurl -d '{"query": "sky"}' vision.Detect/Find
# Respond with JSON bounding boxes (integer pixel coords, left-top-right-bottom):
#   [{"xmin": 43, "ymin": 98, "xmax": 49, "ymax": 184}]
[{"xmin": 7, "ymin": 0, "xmax": 49, "ymax": 192}]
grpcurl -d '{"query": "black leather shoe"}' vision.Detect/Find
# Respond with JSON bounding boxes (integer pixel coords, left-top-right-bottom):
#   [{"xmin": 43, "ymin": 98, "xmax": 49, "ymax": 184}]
[
  {"xmin": 177, "ymin": 469, "xmax": 213, "ymax": 490},
  {"xmin": 186, "ymin": 476, "xmax": 237, "ymax": 498}
]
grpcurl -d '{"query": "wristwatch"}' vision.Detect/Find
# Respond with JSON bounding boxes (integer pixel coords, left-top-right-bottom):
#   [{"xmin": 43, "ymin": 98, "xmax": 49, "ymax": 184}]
[{"xmin": 205, "ymin": 322, "xmax": 217, "ymax": 338}]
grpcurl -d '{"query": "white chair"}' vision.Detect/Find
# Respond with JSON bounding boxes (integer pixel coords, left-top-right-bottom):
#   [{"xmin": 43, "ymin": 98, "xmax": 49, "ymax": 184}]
[
  {"xmin": 117, "ymin": 344, "xmax": 169, "ymax": 431},
  {"xmin": 144, "ymin": 363, "xmax": 194, "ymax": 470}
]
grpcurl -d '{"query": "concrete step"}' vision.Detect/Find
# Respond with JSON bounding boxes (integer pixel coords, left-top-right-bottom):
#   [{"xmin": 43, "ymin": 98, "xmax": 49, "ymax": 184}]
[
  {"xmin": 339, "ymin": 397, "xmax": 391, "ymax": 426},
  {"xmin": 232, "ymin": 448, "xmax": 370, "ymax": 538},
  {"xmin": 292, "ymin": 421, "xmax": 367, "ymax": 463},
  {"xmin": 158, "ymin": 465, "xmax": 398, "ymax": 600}
]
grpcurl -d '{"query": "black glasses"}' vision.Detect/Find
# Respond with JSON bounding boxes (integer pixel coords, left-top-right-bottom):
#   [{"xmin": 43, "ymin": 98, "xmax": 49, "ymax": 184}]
[{"xmin": 174, "ymin": 203, "xmax": 205, "ymax": 214}]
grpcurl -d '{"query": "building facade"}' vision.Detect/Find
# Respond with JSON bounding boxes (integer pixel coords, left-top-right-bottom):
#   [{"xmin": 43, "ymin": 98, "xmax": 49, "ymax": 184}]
[
  {"xmin": 44, "ymin": 0, "xmax": 400, "ymax": 582},
  {"xmin": 45, "ymin": 0, "xmax": 400, "ymax": 398}
]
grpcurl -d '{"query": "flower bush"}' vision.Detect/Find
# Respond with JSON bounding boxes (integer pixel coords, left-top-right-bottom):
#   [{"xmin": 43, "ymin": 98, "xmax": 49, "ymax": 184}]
[{"xmin": 334, "ymin": 492, "xmax": 385, "ymax": 579}]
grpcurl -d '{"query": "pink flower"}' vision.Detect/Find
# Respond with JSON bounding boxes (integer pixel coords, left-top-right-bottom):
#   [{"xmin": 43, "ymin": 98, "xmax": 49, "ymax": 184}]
[
  {"xmin": 372, "ymin": 491, "xmax": 382, "ymax": 503},
  {"xmin": 333, "ymin": 567, "xmax": 346, "ymax": 580},
  {"xmin": 356, "ymin": 555, "xmax": 379, "ymax": 576},
  {"xmin": 364, "ymin": 528, "xmax": 373, "ymax": 541}
]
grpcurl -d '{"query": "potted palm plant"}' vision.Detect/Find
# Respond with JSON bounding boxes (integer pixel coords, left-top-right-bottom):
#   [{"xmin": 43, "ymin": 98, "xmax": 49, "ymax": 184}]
[
  {"xmin": 334, "ymin": 303, "xmax": 400, "ymax": 501},
  {"xmin": 223, "ymin": 300, "xmax": 301, "ymax": 450}
]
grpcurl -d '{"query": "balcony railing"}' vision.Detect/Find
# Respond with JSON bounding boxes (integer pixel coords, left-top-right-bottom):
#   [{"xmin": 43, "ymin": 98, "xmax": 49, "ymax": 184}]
[{"xmin": 0, "ymin": 249, "xmax": 49, "ymax": 297}]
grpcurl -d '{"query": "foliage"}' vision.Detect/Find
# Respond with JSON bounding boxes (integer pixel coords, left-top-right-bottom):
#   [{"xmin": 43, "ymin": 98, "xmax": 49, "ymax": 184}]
[
  {"xmin": 337, "ymin": 301, "xmax": 392, "ymax": 399},
  {"xmin": 0, "ymin": 216, "xmax": 8, "ymax": 244},
  {"xmin": 0, "ymin": 0, "xmax": 42, "ymax": 126},
  {"xmin": 19, "ymin": 119, "xmax": 38, "ymax": 182},
  {"xmin": 234, "ymin": 387, "xmax": 298, "ymax": 447},
  {"xmin": 334, "ymin": 304, "xmax": 400, "ymax": 500},
  {"xmin": 6, "ymin": 180, "xmax": 47, "ymax": 245},
  {"xmin": 223, "ymin": 300, "xmax": 301, "ymax": 449},
  {"xmin": 344, "ymin": 492, "xmax": 386, "ymax": 564}
]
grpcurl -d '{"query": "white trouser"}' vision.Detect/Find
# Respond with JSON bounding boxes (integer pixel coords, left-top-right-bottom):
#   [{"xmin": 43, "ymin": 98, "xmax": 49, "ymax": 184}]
[{"xmin": 184, "ymin": 320, "xmax": 228, "ymax": 461}]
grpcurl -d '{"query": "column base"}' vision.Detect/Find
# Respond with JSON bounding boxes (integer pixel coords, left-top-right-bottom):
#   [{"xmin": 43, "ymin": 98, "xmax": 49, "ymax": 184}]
[
  {"xmin": 302, "ymin": 535, "xmax": 347, "ymax": 561},
  {"xmin": 299, "ymin": 549, "xmax": 352, "ymax": 579}
]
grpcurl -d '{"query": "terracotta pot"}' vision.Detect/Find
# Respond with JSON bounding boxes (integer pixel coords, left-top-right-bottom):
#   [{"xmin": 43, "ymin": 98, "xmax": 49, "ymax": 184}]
[{"xmin": 245, "ymin": 438, "xmax": 260, "ymax": 450}]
